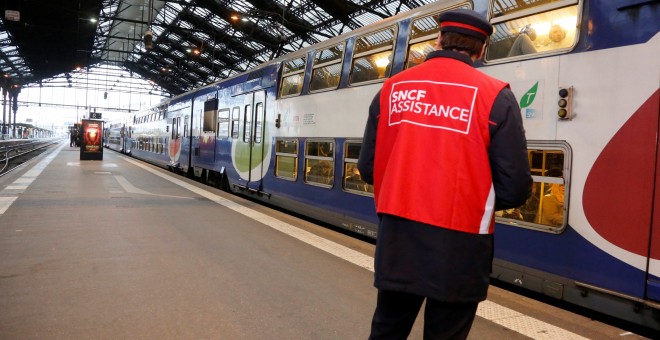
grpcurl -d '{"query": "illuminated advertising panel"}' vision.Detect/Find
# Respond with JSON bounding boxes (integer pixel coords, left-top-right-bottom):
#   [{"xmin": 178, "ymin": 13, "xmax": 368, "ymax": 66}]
[{"xmin": 80, "ymin": 119, "xmax": 103, "ymax": 160}]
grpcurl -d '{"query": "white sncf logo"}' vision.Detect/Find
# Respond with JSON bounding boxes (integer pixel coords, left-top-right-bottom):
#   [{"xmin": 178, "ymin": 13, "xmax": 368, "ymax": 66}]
[{"xmin": 388, "ymin": 80, "xmax": 477, "ymax": 134}]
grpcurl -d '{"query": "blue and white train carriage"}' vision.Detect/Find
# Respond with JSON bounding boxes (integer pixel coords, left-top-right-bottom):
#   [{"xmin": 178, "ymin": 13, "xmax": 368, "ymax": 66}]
[{"xmin": 108, "ymin": 0, "xmax": 660, "ymax": 331}]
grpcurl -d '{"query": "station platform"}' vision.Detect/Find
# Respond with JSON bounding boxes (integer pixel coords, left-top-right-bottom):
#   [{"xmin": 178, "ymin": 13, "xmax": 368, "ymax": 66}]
[{"xmin": 0, "ymin": 141, "xmax": 649, "ymax": 339}]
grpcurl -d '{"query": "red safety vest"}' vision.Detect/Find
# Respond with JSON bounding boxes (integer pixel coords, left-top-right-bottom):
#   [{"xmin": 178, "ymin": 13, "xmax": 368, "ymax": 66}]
[{"xmin": 373, "ymin": 56, "xmax": 508, "ymax": 234}]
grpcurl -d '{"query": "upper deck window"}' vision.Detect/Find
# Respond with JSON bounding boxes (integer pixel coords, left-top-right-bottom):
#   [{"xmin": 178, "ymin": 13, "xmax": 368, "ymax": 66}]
[
  {"xmin": 310, "ymin": 44, "xmax": 344, "ymax": 91},
  {"xmin": 280, "ymin": 56, "xmax": 306, "ymax": 97},
  {"xmin": 406, "ymin": 13, "xmax": 440, "ymax": 69},
  {"xmin": 486, "ymin": 0, "xmax": 580, "ymax": 61},
  {"xmin": 349, "ymin": 27, "xmax": 396, "ymax": 84},
  {"xmin": 405, "ymin": 4, "xmax": 470, "ymax": 69}
]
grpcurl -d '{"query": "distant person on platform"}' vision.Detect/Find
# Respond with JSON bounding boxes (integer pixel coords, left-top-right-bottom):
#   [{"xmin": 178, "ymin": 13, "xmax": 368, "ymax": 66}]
[
  {"xmin": 508, "ymin": 24, "xmax": 538, "ymax": 57},
  {"xmin": 358, "ymin": 8, "xmax": 532, "ymax": 340}
]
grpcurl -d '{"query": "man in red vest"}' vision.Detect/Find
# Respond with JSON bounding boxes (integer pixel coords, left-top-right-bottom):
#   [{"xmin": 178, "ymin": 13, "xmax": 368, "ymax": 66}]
[{"xmin": 358, "ymin": 8, "xmax": 532, "ymax": 339}]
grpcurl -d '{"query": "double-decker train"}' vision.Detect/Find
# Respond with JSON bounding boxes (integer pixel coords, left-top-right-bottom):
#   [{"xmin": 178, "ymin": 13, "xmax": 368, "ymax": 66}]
[{"xmin": 105, "ymin": 0, "xmax": 660, "ymax": 331}]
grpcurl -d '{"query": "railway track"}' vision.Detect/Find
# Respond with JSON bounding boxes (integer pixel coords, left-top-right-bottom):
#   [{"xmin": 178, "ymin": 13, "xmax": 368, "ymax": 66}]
[{"xmin": 0, "ymin": 139, "xmax": 62, "ymax": 177}]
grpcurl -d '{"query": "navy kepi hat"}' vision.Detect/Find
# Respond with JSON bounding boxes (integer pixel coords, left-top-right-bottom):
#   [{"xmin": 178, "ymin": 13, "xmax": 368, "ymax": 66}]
[{"xmin": 438, "ymin": 8, "xmax": 493, "ymax": 42}]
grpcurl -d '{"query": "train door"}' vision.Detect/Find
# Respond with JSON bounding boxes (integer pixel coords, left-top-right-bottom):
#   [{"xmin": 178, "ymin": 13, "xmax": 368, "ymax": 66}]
[
  {"xmin": 239, "ymin": 90, "xmax": 267, "ymax": 191},
  {"xmin": 120, "ymin": 124, "xmax": 126, "ymax": 152},
  {"xmin": 169, "ymin": 116, "xmax": 182, "ymax": 166},
  {"xmin": 648, "ymin": 92, "xmax": 660, "ymax": 302},
  {"xmin": 199, "ymin": 98, "xmax": 219, "ymax": 164},
  {"xmin": 182, "ymin": 113, "xmax": 191, "ymax": 172}
]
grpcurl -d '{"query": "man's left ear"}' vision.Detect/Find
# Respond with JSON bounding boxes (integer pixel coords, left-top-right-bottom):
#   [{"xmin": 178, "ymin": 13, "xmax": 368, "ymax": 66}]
[{"xmin": 478, "ymin": 41, "xmax": 487, "ymax": 60}]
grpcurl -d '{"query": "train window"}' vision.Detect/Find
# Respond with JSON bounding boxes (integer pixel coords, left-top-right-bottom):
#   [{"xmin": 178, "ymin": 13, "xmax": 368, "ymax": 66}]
[
  {"xmin": 310, "ymin": 43, "xmax": 344, "ymax": 91},
  {"xmin": 275, "ymin": 139, "xmax": 298, "ymax": 180},
  {"xmin": 254, "ymin": 103, "xmax": 263, "ymax": 143},
  {"xmin": 405, "ymin": 4, "xmax": 474, "ymax": 69},
  {"xmin": 406, "ymin": 13, "xmax": 440, "ymax": 69},
  {"xmin": 171, "ymin": 117, "xmax": 179, "ymax": 139},
  {"xmin": 203, "ymin": 98, "xmax": 218, "ymax": 133},
  {"xmin": 486, "ymin": 0, "xmax": 580, "ymax": 61},
  {"xmin": 218, "ymin": 108, "xmax": 230, "ymax": 137},
  {"xmin": 280, "ymin": 57, "xmax": 305, "ymax": 97},
  {"xmin": 343, "ymin": 142, "xmax": 374, "ymax": 195},
  {"xmin": 495, "ymin": 142, "xmax": 571, "ymax": 234},
  {"xmin": 231, "ymin": 106, "xmax": 240, "ymax": 139},
  {"xmin": 350, "ymin": 27, "xmax": 396, "ymax": 84},
  {"xmin": 304, "ymin": 140, "xmax": 335, "ymax": 187},
  {"xmin": 243, "ymin": 104, "xmax": 252, "ymax": 143}
]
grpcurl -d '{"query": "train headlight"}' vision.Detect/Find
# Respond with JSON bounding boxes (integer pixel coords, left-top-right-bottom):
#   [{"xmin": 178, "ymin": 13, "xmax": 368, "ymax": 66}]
[{"xmin": 557, "ymin": 86, "xmax": 574, "ymax": 120}]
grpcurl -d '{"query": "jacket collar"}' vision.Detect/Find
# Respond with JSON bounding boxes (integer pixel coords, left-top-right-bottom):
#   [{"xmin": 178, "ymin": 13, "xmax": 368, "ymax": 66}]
[{"xmin": 425, "ymin": 49, "xmax": 473, "ymax": 66}]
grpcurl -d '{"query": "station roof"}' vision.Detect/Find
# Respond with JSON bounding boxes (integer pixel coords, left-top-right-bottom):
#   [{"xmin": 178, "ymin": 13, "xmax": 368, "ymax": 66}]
[{"xmin": 1, "ymin": 0, "xmax": 440, "ymax": 97}]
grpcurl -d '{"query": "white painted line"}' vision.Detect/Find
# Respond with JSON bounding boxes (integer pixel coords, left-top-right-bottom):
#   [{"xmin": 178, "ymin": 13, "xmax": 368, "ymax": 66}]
[
  {"xmin": 121, "ymin": 156, "xmax": 589, "ymax": 339},
  {"xmin": 477, "ymin": 300, "xmax": 589, "ymax": 339},
  {"xmin": 114, "ymin": 175, "xmax": 194, "ymax": 199},
  {"xmin": 0, "ymin": 196, "xmax": 18, "ymax": 215},
  {"xmin": 67, "ymin": 162, "xmax": 80, "ymax": 166},
  {"xmin": 121, "ymin": 157, "xmax": 374, "ymax": 272},
  {"xmin": 5, "ymin": 185, "xmax": 28, "ymax": 190},
  {"xmin": 13, "ymin": 178, "xmax": 32, "ymax": 184}
]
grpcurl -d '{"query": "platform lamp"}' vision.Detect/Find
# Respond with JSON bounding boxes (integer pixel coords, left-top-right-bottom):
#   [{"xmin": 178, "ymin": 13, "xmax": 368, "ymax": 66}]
[
  {"xmin": 9, "ymin": 83, "xmax": 21, "ymax": 139},
  {"xmin": 103, "ymin": 63, "xmax": 109, "ymax": 100},
  {"xmin": 144, "ymin": 0, "xmax": 155, "ymax": 51},
  {"xmin": 1, "ymin": 76, "xmax": 7, "ymax": 139},
  {"xmin": 144, "ymin": 30, "xmax": 154, "ymax": 50}
]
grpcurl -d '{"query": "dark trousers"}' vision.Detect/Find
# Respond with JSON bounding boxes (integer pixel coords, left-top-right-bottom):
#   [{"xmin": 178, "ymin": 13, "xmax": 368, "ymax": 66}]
[{"xmin": 368, "ymin": 290, "xmax": 478, "ymax": 340}]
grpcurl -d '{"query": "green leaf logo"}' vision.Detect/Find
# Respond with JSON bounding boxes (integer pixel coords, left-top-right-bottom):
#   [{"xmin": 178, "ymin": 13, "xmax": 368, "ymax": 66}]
[{"xmin": 520, "ymin": 82, "xmax": 538, "ymax": 109}]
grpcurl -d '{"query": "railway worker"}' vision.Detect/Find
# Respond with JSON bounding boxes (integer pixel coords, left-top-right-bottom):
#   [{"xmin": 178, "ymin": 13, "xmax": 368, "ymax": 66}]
[{"xmin": 357, "ymin": 8, "xmax": 532, "ymax": 339}]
